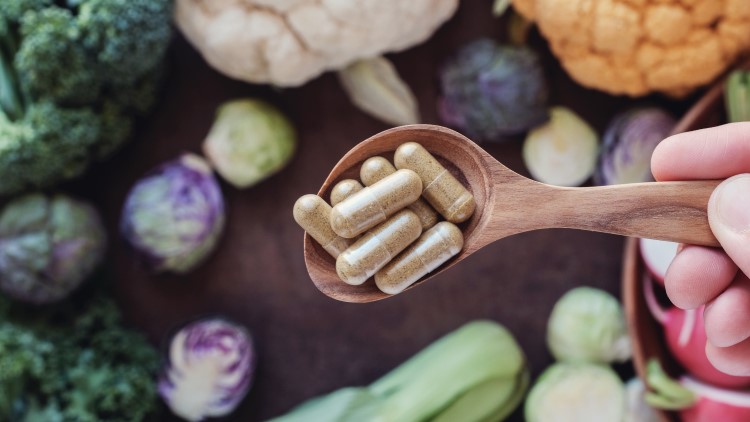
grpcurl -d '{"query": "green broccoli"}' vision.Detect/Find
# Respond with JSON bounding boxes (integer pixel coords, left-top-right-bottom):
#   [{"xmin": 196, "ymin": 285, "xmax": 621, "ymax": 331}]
[
  {"xmin": 0, "ymin": 0, "xmax": 172, "ymax": 196},
  {"xmin": 0, "ymin": 281, "xmax": 161, "ymax": 421}
]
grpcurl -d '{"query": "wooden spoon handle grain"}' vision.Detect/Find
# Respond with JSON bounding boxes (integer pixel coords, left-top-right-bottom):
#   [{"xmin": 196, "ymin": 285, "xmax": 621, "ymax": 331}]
[{"xmin": 544, "ymin": 180, "xmax": 722, "ymax": 246}]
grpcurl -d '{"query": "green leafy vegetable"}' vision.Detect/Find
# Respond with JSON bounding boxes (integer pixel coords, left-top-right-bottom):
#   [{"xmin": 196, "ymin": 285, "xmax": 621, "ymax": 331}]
[
  {"xmin": 725, "ymin": 70, "xmax": 750, "ymax": 123},
  {"xmin": 268, "ymin": 320, "xmax": 529, "ymax": 422},
  {"xmin": 0, "ymin": 0, "xmax": 172, "ymax": 196},
  {"xmin": 0, "ymin": 281, "xmax": 160, "ymax": 421}
]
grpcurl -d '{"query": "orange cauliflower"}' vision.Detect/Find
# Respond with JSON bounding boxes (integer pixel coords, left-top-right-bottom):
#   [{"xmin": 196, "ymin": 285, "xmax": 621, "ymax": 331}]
[{"xmin": 513, "ymin": 0, "xmax": 750, "ymax": 96}]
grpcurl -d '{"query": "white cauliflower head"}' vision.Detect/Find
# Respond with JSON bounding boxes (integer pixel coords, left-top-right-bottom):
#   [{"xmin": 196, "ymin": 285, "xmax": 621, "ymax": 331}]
[{"xmin": 175, "ymin": 0, "xmax": 459, "ymax": 86}]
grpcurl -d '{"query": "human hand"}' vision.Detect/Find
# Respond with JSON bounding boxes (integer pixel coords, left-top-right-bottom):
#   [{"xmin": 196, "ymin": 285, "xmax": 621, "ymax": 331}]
[{"xmin": 652, "ymin": 122, "xmax": 750, "ymax": 376}]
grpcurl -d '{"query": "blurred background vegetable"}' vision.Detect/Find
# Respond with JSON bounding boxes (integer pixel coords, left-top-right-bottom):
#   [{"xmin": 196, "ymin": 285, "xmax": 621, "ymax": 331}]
[
  {"xmin": 159, "ymin": 317, "xmax": 255, "ymax": 422},
  {"xmin": 269, "ymin": 321, "xmax": 529, "ymax": 422},
  {"xmin": 595, "ymin": 108, "xmax": 675, "ymax": 186},
  {"xmin": 203, "ymin": 99, "xmax": 296, "ymax": 189},
  {"xmin": 120, "ymin": 154, "xmax": 225, "ymax": 274},
  {"xmin": 511, "ymin": 0, "xmax": 750, "ymax": 97},
  {"xmin": 0, "ymin": 193, "xmax": 106, "ymax": 304},
  {"xmin": 645, "ymin": 359, "xmax": 750, "ymax": 422},
  {"xmin": 725, "ymin": 70, "xmax": 750, "ymax": 123},
  {"xmin": 174, "ymin": 0, "xmax": 456, "ymax": 86},
  {"xmin": 547, "ymin": 286, "xmax": 631, "ymax": 364},
  {"xmin": 624, "ymin": 378, "xmax": 661, "ymax": 422},
  {"xmin": 438, "ymin": 38, "xmax": 548, "ymax": 142},
  {"xmin": 338, "ymin": 57, "xmax": 420, "ymax": 126},
  {"xmin": 0, "ymin": 0, "xmax": 173, "ymax": 196},
  {"xmin": 174, "ymin": 0, "xmax": 459, "ymax": 125},
  {"xmin": 0, "ymin": 282, "xmax": 160, "ymax": 421},
  {"xmin": 525, "ymin": 362, "xmax": 626, "ymax": 422},
  {"xmin": 522, "ymin": 106, "xmax": 598, "ymax": 186}
]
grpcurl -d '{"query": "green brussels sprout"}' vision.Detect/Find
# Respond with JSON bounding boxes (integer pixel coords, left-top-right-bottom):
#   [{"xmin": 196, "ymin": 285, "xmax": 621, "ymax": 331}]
[
  {"xmin": 0, "ymin": 193, "xmax": 106, "ymax": 303},
  {"xmin": 120, "ymin": 154, "xmax": 225, "ymax": 274},
  {"xmin": 547, "ymin": 287, "xmax": 631, "ymax": 364},
  {"xmin": 525, "ymin": 363, "xmax": 626, "ymax": 422},
  {"xmin": 203, "ymin": 99, "xmax": 296, "ymax": 189}
]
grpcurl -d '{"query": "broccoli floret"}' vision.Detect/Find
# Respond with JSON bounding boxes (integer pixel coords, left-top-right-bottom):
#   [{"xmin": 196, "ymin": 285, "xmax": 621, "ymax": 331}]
[
  {"xmin": 0, "ymin": 284, "xmax": 160, "ymax": 421},
  {"xmin": 0, "ymin": 0, "xmax": 172, "ymax": 196},
  {"xmin": 0, "ymin": 103, "xmax": 102, "ymax": 195},
  {"xmin": 15, "ymin": 8, "xmax": 101, "ymax": 104},
  {"xmin": 0, "ymin": 0, "xmax": 53, "ymax": 22},
  {"xmin": 78, "ymin": 0, "xmax": 173, "ymax": 85}
]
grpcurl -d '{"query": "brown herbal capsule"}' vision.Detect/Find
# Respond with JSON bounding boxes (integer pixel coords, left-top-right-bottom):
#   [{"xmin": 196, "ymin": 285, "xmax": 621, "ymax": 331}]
[
  {"xmin": 330, "ymin": 179, "xmax": 364, "ymax": 206},
  {"xmin": 375, "ymin": 221, "xmax": 463, "ymax": 295},
  {"xmin": 360, "ymin": 156, "xmax": 439, "ymax": 230},
  {"xmin": 394, "ymin": 142, "xmax": 476, "ymax": 223},
  {"xmin": 293, "ymin": 194, "xmax": 351, "ymax": 258},
  {"xmin": 330, "ymin": 169, "xmax": 422, "ymax": 238},
  {"xmin": 336, "ymin": 209, "xmax": 422, "ymax": 285}
]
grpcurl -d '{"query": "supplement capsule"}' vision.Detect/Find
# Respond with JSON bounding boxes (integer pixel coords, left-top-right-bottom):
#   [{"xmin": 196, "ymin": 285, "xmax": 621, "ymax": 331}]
[
  {"xmin": 330, "ymin": 169, "xmax": 422, "ymax": 238},
  {"xmin": 375, "ymin": 221, "xmax": 463, "ymax": 295},
  {"xmin": 394, "ymin": 142, "xmax": 476, "ymax": 223},
  {"xmin": 293, "ymin": 194, "xmax": 351, "ymax": 258},
  {"xmin": 336, "ymin": 209, "xmax": 422, "ymax": 285},
  {"xmin": 330, "ymin": 179, "xmax": 364, "ymax": 206},
  {"xmin": 360, "ymin": 156, "xmax": 439, "ymax": 230}
]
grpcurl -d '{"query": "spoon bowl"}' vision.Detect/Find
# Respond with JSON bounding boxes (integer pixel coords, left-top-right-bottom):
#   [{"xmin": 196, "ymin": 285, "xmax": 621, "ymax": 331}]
[{"xmin": 304, "ymin": 124, "xmax": 720, "ymax": 303}]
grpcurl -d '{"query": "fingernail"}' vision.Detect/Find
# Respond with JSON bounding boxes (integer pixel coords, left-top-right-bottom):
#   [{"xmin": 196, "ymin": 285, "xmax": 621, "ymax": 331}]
[{"xmin": 715, "ymin": 175, "xmax": 750, "ymax": 233}]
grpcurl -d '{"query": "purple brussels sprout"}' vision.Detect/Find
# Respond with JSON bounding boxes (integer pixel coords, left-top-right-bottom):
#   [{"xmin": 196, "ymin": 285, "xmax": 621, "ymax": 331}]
[
  {"xmin": 120, "ymin": 153, "xmax": 225, "ymax": 273},
  {"xmin": 0, "ymin": 193, "xmax": 106, "ymax": 304},
  {"xmin": 159, "ymin": 318, "xmax": 255, "ymax": 421},
  {"xmin": 595, "ymin": 108, "xmax": 676, "ymax": 186},
  {"xmin": 439, "ymin": 38, "xmax": 549, "ymax": 142}
]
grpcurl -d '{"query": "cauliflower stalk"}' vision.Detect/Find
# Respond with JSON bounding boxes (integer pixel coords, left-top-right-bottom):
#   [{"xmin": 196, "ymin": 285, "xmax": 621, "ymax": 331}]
[
  {"xmin": 512, "ymin": 0, "xmax": 750, "ymax": 97},
  {"xmin": 175, "ymin": 0, "xmax": 458, "ymax": 124}
]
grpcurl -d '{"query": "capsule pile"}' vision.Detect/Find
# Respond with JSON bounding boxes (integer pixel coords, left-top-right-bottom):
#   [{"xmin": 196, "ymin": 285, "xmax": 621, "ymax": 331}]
[{"xmin": 293, "ymin": 142, "xmax": 475, "ymax": 295}]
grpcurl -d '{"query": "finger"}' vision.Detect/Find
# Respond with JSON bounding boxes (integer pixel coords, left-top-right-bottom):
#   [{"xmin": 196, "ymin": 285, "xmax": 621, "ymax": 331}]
[
  {"xmin": 706, "ymin": 336, "xmax": 750, "ymax": 377},
  {"xmin": 704, "ymin": 273, "xmax": 750, "ymax": 347},
  {"xmin": 652, "ymin": 122, "xmax": 750, "ymax": 181},
  {"xmin": 664, "ymin": 245, "xmax": 738, "ymax": 309},
  {"xmin": 708, "ymin": 174, "xmax": 750, "ymax": 279}
]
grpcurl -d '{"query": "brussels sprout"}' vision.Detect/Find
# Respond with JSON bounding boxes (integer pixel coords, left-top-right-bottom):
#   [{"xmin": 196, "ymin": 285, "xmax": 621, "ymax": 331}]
[
  {"xmin": 159, "ymin": 317, "xmax": 255, "ymax": 422},
  {"xmin": 523, "ymin": 107, "xmax": 599, "ymax": 187},
  {"xmin": 0, "ymin": 193, "xmax": 106, "ymax": 304},
  {"xmin": 120, "ymin": 153, "xmax": 225, "ymax": 274},
  {"xmin": 547, "ymin": 287, "xmax": 631, "ymax": 364},
  {"xmin": 595, "ymin": 108, "xmax": 675, "ymax": 185},
  {"xmin": 203, "ymin": 99, "xmax": 296, "ymax": 189},
  {"xmin": 438, "ymin": 38, "xmax": 549, "ymax": 142},
  {"xmin": 525, "ymin": 363, "xmax": 625, "ymax": 422}
]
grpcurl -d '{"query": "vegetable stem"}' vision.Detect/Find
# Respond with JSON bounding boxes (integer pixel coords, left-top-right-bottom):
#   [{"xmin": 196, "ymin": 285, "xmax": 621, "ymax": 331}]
[{"xmin": 0, "ymin": 29, "xmax": 23, "ymax": 121}]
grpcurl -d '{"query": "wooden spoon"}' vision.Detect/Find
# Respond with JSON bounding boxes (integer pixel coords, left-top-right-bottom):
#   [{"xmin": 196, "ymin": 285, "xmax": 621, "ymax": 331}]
[{"xmin": 304, "ymin": 124, "xmax": 720, "ymax": 303}]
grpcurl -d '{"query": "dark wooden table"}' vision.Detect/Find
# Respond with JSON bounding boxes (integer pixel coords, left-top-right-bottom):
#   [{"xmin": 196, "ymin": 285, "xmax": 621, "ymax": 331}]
[{"xmin": 74, "ymin": 1, "xmax": 697, "ymax": 420}]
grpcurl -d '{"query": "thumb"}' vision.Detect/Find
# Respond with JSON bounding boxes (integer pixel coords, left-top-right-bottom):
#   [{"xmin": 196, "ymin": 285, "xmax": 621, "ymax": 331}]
[{"xmin": 709, "ymin": 174, "xmax": 750, "ymax": 277}]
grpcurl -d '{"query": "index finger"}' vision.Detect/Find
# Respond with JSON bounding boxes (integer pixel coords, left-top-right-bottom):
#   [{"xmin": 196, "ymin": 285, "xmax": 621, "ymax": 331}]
[{"xmin": 652, "ymin": 122, "xmax": 750, "ymax": 181}]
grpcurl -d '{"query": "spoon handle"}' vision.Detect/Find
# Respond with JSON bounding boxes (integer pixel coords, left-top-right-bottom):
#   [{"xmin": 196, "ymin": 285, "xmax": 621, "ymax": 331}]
[{"xmin": 541, "ymin": 180, "xmax": 722, "ymax": 246}]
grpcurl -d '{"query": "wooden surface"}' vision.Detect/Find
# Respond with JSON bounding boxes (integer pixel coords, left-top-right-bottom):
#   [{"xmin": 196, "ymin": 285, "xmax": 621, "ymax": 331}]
[
  {"xmin": 66, "ymin": 2, "xmax": 703, "ymax": 420},
  {"xmin": 308, "ymin": 124, "xmax": 719, "ymax": 303}
]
